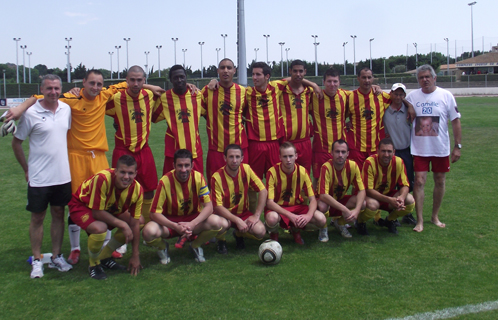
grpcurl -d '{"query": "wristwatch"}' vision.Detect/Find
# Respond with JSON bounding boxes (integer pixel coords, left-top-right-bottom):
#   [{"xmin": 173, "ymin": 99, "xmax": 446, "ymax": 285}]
[{"xmin": 455, "ymin": 144, "xmax": 462, "ymax": 149}]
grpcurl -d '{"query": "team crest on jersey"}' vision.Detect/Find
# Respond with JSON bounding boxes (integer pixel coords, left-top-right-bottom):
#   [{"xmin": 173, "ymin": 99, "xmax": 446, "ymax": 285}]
[
  {"xmin": 258, "ymin": 97, "xmax": 269, "ymax": 108},
  {"xmin": 281, "ymin": 189, "xmax": 293, "ymax": 202},
  {"xmin": 81, "ymin": 213, "xmax": 89, "ymax": 223},
  {"xmin": 327, "ymin": 107, "xmax": 338, "ymax": 119},
  {"xmin": 130, "ymin": 109, "xmax": 144, "ymax": 123},
  {"xmin": 232, "ymin": 192, "xmax": 242, "ymax": 205},
  {"xmin": 180, "ymin": 198, "xmax": 192, "ymax": 212},
  {"xmin": 108, "ymin": 204, "xmax": 119, "ymax": 214},
  {"xmin": 177, "ymin": 109, "xmax": 191, "ymax": 123},
  {"xmin": 377, "ymin": 183, "xmax": 388, "ymax": 193},
  {"xmin": 334, "ymin": 184, "xmax": 345, "ymax": 199},
  {"xmin": 292, "ymin": 96, "xmax": 303, "ymax": 109},
  {"xmin": 220, "ymin": 101, "xmax": 233, "ymax": 116},
  {"xmin": 362, "ymin": 107, "xmax": 373, "ymax": 120}
]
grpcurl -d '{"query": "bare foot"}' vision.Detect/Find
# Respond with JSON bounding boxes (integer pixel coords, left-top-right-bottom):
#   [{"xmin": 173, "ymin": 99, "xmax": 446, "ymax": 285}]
[
  {"xmin": 413, "ymin": 223, "xmax": 423, "ymax": 232},
  {"xmin": 431, "ymin": 218, "xmax": 446, "ymax": 228}
]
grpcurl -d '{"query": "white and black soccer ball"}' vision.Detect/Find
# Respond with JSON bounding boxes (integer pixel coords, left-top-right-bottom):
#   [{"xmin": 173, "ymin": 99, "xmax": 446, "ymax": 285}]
[{"xmin": 258, "ymin": 240, "xmax": 282, "ymax": 265}]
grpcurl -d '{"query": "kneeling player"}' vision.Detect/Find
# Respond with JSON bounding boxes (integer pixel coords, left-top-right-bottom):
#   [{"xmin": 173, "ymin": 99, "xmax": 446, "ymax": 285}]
[
  {"xmin": 265, "ymin": 142, "xmax": 327, "ymax": 244},
  {"xmin": 68, "ymin": 155, "xmax": 143, "ymax": 280},
  {"xmin": 317, "ymin": 140, "xmax": 378, "ymax": 238},
  {"xmin": 211, "ymin": 144, "xmax": 267, "ymax": 253},
  {"xmin": 361, "ymin": 138, "xmax": 415, "ymax": 234},
  {"xmin": 142, "ymin": 149, "xmax": 223, "ymax": 263}
]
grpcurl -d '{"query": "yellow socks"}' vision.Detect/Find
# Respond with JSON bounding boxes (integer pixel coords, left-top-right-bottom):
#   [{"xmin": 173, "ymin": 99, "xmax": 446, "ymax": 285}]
[{"xmin": 88, "ymin": 232, "xmax": 106, "ymax": 266}]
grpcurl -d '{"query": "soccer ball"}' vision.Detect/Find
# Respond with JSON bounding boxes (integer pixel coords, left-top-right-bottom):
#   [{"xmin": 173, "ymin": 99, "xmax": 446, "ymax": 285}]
[{"xmin": 258, "ymin": 240, "xmax": 282, "ymax": 265}]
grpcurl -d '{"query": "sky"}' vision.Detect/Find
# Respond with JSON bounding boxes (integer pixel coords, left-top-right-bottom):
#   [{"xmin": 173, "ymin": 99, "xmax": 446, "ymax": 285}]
[{"xmin": 1, "ymin": 0, "xmax": 497, "ymax": 75}]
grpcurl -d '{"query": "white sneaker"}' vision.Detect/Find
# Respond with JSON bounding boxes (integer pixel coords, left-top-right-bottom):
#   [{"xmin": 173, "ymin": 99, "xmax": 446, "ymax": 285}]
[
  {"xmin": 334, "ymin": 220, "xmax": 352, "ymax": 238},
  {"xmin": 318, "ymin": 228, "xmax": 329, "ymax": 242},
  {"xmin": 116, "ymin": 244, "xmax": 127, "ymax": 255},
  {"xmin": 31, "ymin": 260, "xmax": 44, "ymax": 278},
  {"xmin": 48, "ymin": 254, "xmax": 73, "ymax": 272},
  {"xmin": 157, "ymin": 241, "xmax": 170, "ymax": 265},
  {"xmin": 190, "ymin": 245, "xmax": 206, "ymax": 263}
]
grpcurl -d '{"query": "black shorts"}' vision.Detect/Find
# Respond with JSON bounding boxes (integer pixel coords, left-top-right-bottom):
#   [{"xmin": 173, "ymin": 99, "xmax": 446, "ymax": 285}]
[{"xmin": 26, "ymin": 182, "xmax": 72, "ymax": 213}]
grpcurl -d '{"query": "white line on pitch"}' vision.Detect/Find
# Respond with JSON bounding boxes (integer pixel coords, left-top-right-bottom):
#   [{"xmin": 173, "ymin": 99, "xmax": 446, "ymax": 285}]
[{"xmin": 386, "ymin": 300, "xmax": 498, "ymax": 320}]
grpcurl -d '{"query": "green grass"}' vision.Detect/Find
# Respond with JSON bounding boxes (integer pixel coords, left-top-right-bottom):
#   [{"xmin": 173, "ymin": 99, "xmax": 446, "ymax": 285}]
[{"xmin": 1, "ymin": 97, "xmax": 497, "ymax": 319}]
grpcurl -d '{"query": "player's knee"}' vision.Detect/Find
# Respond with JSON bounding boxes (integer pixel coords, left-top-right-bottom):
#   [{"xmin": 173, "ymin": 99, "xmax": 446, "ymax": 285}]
[
  {"xmin": 252, "ymin": 221, "xmax": 266, "ymax": 239},
  {"xmin": 142, "ymin": 221, "xmax": 159, "ymax": 241},
  {"xmin": 365, "ymin": 198, "xmax": 379, "ymax": 211},
  {"xmin": 317, "ymin": 200, "xmax": 329, "ymax": 213},
  {"xmin": 207, "ymin": 214, "xmax": 223, "ymax": 230},
  {"xmin": 265, "ymin": 212, "xmax": 279, "ymax": 226},
  {"xmin": 405, "ymin": 194, "xmax": 415, "ymax": 205},
  {"xmin": 314, "ymin": 210, "xmax": 327, "ymax": 227},
  {"xmin": 220, "ymin": 217, "xmax": 230, "ymax": 231}
]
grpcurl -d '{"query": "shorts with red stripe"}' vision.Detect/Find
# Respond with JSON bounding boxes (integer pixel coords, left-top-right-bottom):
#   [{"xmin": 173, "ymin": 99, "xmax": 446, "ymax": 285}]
[
  {"xmin": 312, "ymin": 151, "xmax": 333, "ymax": 179},
  {"xmin": 290, "ymin": 138, "xmax": 312, "ymax": 174},
  {"xmin": 265, "ymin": 204, "xmax": 309, "ymax": 230},
  {"xmin": 112, "ymin": 143, "xmax": 158, "ymax": 193},
  {"xmin": 248, "ymin": 140, "xmax": 280, "ymax": 179},
  {"xmin": 327, "ymin": 195, "xmax": 352, "ymax": 217},
  {"xmin": 162, "ymin": 213, "xmax": 200, "ymax": 238},
  {"xmin": 413, "ymin": 155, "xmax": 450, "ymax": 173},
  {"xmin": 68, "ymin": 196, "xmax": 121, "ymax": 231},
  {"xmin": 206, "ymin": 148, "xmax": 248, "ymax": 183},
  {"xmin": 163, "ymin": 156, "xmax": 204, "ymax": 176},
  {"xmin": 378, "ymin": 190, "xmax": 398, "ymax": 211}
]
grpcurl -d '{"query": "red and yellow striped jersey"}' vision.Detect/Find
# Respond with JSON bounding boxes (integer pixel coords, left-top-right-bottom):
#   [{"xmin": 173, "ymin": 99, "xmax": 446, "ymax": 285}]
[
  {"xmin": 210, "ymin": 163, "xmax": 265, "ymax": 216},
  {"xmin": 73, "ymin": 168, "xmax": 143, "ymax": 219},
  {"xmin": 201, "ymin": 83, "xmax": 248, "ymax": 152},
  {"xmin": 362, "ymin": 155, "xmax": 409, "ymax": 195},
  {"xmin": 266, "ymin": 163, "xmax": 314, "ymax": 206},
  {"xmin": 152, "ymin": 89, "xmax": 203, "ymax": 158},
  {"xmin": 311, "ymin": 89, "xmax": 349, "ymax": 153},
  {"xmin": 348, "ymin": 90, "xmax": 391, "ymax": 152},
  {"xmin": 151, "ymin": 170, "xmax": 211, "ymax": 217},
  {"xmin": 106, "ymin": 89, "xmax": 156, "ymax": 153},
  {"xmin": 318, "ymin": 159, "xmax": 364, "ymax": 200},
  {"xmin": 279, "ymin": 84, "xmax": 313, "ymax": 141},
  {"xmin": 245, "ymin": 80, "xmax": 286, "ymax": 142}
]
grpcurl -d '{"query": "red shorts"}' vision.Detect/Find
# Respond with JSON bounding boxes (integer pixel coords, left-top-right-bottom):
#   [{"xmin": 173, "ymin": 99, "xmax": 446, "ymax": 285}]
[
  {"xmin": 327, "ymin": 195, "xmax": 352, "ymax": 217},
  {"xmin": 290, "ymin": 139, "xmax": 312, "ymax": 174},
  {"xmin": 312, "ymin": 151, "xmax": 333, "ymax": 179},
  {"xmin": 163, "ymin": 156, "xmax": 204, "ymax": 176},
  {"xmin": 206, "ymin": 148, "xmax": 248, "ymax": 183},
  {"xmin": 163, "ymin": 213, "xmax": 200, "ymax": 238},
  {"xmin": 413, "ymin": 156, "xmax": 450, "ymax": 173},
  {"xmin": 68, "ymin": 196, "xmax": 122, "ymax": 231},
  {"xmin": 229, "ymin": 210, "xmax": 254, "ymax": 230},
  {"xmin": 265, "ymin": 204, "xmax": 309, "ymax": 230},
  {"xmin": 112, "ymin": 144, "xmax": 158, "ymax": 193},
  {"xmin": 248, "ymin": 140, "xmax": 280, "ymax": 179},
  {"xmin": 378, "ymin": 190, "xmax": 398, "ymax": 211}
]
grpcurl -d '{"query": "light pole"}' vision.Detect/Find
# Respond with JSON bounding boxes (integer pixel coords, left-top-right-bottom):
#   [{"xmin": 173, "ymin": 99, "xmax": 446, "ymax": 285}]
[
  {"xmin": 343, "ymin": 42, "xmax": 348, "ymax": 75},
  {"xmin": 279, "ymin": 42, "xmax": 285, "ymax": 77},
  {"xmin": 413, "ymin": 43, "xmax": 418, "ymax": 68},
  {"xmin": 216, "ymin": 48, "xmax": 221, "ymax": 64},
  {"xmin": 172, "ymin": 38, "xmax": 178, "ymax": 64},
  {"xmin": 115, "ymin": 45, "xmax": 121, "ymax": 79},
  {"xmin": 20, "ymin": 45, "xmax": 27, "ymax": 83},
  {"xmin": 13, "ymin": 38, "xmax": 21, "ymax": 84},
  {"xmin": 254, "ymin": 48, "xmax": 259, "ymax": 61},
  {"xmin": 27, "ymin": 52, "xmax": 32, "ymax": 83},
  {"xmin": 199, "ymin": 42, "xmax": 205, "ymax": 78},
  {"xmin": 123, "ymin": 38, "xmax": 131, "ymax": 70},
  {"xmin": 144, "ymin": 51, "xmax": 150, "ymax": 79},
  {"xmin": 3, "ymin": 70, "xmax": 6, "ymax": 99},
  {"xmin": 285, "ymin": 48, "xmax": 290, "ymax": 76},
  {"xmin": 221, "ymin": 34, "xmax": 228, "ymax": 58},
  {"xmin": 468, "ymin": 2, "xmax": 477, "ymax": 58},
  {"xmin": 444, "ymin": 38, "xmax": 450, "ymax": 75},
  {"xmin": 109, "ymin": 52, "xmax": 114, "ymax": 80},
  {"xmin": 156, "ymin": 45, "xmax": 162, "ymax": 77},
  {"xmin": 311, "ymin": 35, "xmax": 319, "ymax": 76},
  {"xmin": 65, "ymin": 37, "xmax": 72, "ymax": 83},
  {"xmin": 369, "ymin": 38, "xmax": 374, "ymax": 70},
  {"xmin": 263, "ymin": 35, "xmax": 270, "ymax": 64},
  {"xmin": 182, "ymin": 49, "xmax": 187, "ymax": 67},
  {"xmin": 350, "ymin": 35, "xmax": 357, "ymax": 75}
]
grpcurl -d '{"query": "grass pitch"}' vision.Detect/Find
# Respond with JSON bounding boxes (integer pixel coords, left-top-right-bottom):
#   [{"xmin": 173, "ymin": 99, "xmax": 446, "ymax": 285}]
[{"xmin": 0, "ymin": 97, "xmax": 497, "ymax": 319}]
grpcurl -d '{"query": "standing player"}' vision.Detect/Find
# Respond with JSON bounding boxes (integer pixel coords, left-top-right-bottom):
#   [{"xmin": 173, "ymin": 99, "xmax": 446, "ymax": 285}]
[
  {"xmin": 152, "ymin": 65, "xmax": 204, "ymax": 175},
  {"xmin": 361, "ymin": 138, "xmax": 415, "ymax": 235},
  {"xmin": 406, "ymin": 65, "xmax": 462, "ymax": 232},
  {"xmin": 317, "ymin": 140, "xmax": 377, "ymax": 238},
  {"xmin": 143, "ymin": 149, "xmax": 223, "ymax": 263},
  {"xmin": 211, "ymin": 144, "xmax": 267, "ymax": 253},
  {"xmin": 201, "ymin": 58, "xmax": 248, "ymax": 182},
  {"xmin": 12, "ymin": 75, "xmax": 73, "ymax": 278},
  {"xmin": 68, "ymin": 155, "xmax": 143, "ymax": 280},
  {"xmin": 265, "ymin": 142, "xmax": 327, "ymax": 244}
]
